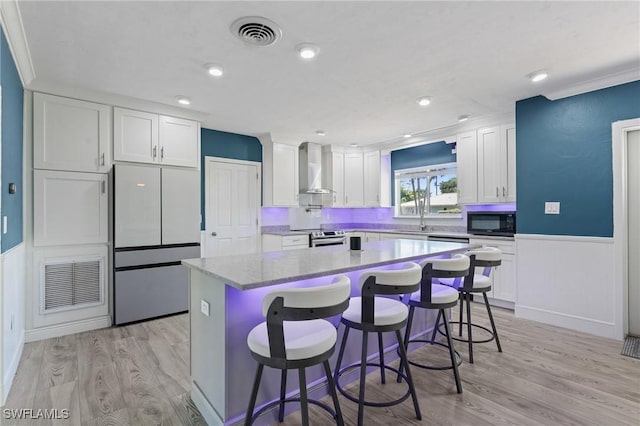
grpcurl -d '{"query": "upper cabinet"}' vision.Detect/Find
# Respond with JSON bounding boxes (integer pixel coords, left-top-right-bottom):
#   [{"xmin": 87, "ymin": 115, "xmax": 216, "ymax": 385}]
[
  {"xmin": 457, "ymin": 123, "xmax": 516, "ymax": 204},
  {"xmin": 113, "ymin": 107, "xmax": 199, "ymax": 168},
  {"xmin": 34, "ymin": 93, "xmax": 111, "ymax": 173},
  {"xmin": 363, "ymin": 150, "xmax": 381, "ymax": 206},
  {"xmin": 262, "ymin": 137, "xmax": 299, "ymax": 207},
  {"xmin": 322, "ymin": 146, "xmax": 345, "ymax": 207},
  {"xmin": 344, "ymin": 152, "xmax": 364, "ymax": 206},
  {"xmin": 456, "ymin": 130, "xmax": 478, "ymax": 204},
  {"xmin": 477, "ymin": 124, "xmax": 516, "ymax": 203}
]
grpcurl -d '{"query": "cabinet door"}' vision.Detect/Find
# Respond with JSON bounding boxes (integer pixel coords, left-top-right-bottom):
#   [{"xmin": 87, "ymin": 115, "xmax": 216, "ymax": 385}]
[
  {"xmin": 159, "ymin": 115, "xmax": 200, "ymax": 167},
  {"xmin": 365, "ymin": 232, "xmax": 380, "ymax": 242},
  {"xmin": 477, "ymin": 126, "xmax": 502, "ymax": 203},
  {"xmin": 34, "ymin": 170, "xmax": 108, "ymax": 246},
  {"xmin": 272, "ymin": 143, "xmax": 299, "ymax": 206},
  {"xmin": 113, "ymin": 108, "xmax": 159, "ymax": 164},
  {"xmin": 34, "ymin": 93, "xmax": 111, "ymax": 173},
  {"xmin": 456, "ymin": 131, "xmax": 477, "ymax": 204},
  {"xmin": 363, "ymin": 151, "xmax": 381, "ymax": 206},
  {"xmin": 323, "ymin": 152, "xmax": 345, "ymax": 206},
  {"xmin": 493, "ymin": 253, "xmax": 516, "ymax": 302},
  {"xmin": 162, "ymin": 168, "xmax": 201, "ymax": 244},
  {"xmin": 114, "ymin": 165, "xmax": 161, "ymax": 248},
  {"xmin": 502, "ymin": 124, "xmax": 516, "ymax": 202},
  {"xmin": 344, "ymin": 152, "xmax": 364, "ymax": 206}
]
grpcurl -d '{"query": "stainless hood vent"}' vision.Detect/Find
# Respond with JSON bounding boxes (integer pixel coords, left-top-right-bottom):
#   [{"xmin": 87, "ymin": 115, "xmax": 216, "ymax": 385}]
[{"xmin": 299, "ymin": 142, "xmax": 331, "ymax": 194}]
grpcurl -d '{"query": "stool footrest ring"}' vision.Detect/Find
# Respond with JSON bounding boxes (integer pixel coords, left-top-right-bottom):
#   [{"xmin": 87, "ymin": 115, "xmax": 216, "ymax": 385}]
[
  {"xmin": 400, "ymin": 339, "xmax": 463, "ymax": 370},
  {"xmin": 335, "ymin": 363, "xmax": 411, "ymax": 408},
  {"xmin": 249, "ymin": 397, "xmax": 339, "ymax": 425},
  {"xmin": 442, "ymin": 321, "xmax": 496, "ymax": 344}
]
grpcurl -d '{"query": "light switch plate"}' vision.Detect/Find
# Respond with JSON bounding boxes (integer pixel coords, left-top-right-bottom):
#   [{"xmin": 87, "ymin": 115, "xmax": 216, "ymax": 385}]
[
  {"xmin": 201, "ymin": 300, "xmax": 210, "ymax": 317},
  {"xmin": 2, "ymin": 216, "xmax": 7, "ymax": 234},
  {"xmin": 545, "ymin": 202, "xmax": 560, "ymax": 214}
]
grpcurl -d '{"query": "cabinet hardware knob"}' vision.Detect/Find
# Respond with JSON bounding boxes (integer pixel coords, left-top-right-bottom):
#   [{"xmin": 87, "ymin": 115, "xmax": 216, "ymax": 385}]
[
  {"xmin": 161, "ymin": 147, "xmax": 164, "ymax": 160},
  {"xmin": 100, "ymin": 153, "xmax": 105, "ymax": 166},
  {"xmin": 496, "ymin": 187, "xmax": 499, "ymax": 197},
  {"xmin": 153, "ymin": 146, "xmax": 157, "ymax": 158},
  {"xmin": 503, "ymin": 187, "xmax": 506, "ymax": 197}
]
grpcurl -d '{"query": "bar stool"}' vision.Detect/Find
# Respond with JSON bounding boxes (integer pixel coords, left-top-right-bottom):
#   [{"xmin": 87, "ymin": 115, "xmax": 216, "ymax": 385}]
[
  {"xmin": 398, "ymin": 254, "xmax": 470, "ymax": 394},
  {"xmin": 444, "ymin": 247, "xmax": 503, "ymax": 364},
  {"xmin": 334, "ymin": 263, "xmax": 422, "ymax": 426},
  {"xmin": 245, "ymin": 275, "xmax": 352, "ymax": 426}
]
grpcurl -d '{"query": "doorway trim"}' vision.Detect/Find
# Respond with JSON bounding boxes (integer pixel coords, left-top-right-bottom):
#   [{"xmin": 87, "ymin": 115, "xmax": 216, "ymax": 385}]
[
  {"xmin": 613, "ymin": 118, "xmax": 640, "ymax": 339},
  {"xmin": 203, "ymin": 156, "xmax": 262, "ymax": 257}
]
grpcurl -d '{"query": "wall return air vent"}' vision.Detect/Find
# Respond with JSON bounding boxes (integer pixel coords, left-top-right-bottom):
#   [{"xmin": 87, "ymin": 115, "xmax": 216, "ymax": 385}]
[{"xmin": 231, "ymin": 16, "xmax": 282, "ymax": 47}]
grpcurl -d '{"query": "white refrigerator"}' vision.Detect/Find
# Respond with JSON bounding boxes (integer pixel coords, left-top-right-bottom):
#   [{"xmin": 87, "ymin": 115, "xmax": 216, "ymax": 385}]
[{"xmin": 113, "ymin": 164, "xmax": 201, "ymax": 324}]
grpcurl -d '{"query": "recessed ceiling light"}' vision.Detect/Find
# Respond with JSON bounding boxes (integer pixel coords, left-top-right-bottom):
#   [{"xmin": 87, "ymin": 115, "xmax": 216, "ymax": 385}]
[
  {"xmin": 403, "ymin": 134, "xmax": 412, "ymax": 138},
  {"xmin": 297, "ymin": 43, "xmax": 318, "ymax": 59},
  {"xmin": 175, "ymin": 96, "xmax": 191, "ymax": 105},
  {"xmin": 458, "ymin": 115, "xmax": 470, "ymax": 122},
  {"xmin": 528, "ymin": 70, "xmax": 548, "ymax": 83},
  {"xmin": 416, "ymin": 96, "xmax": 431, "ymax": 107},
  {"xmin": 315, "ymin": 130, "xmax": 326, "ymax": 136},
  {"xmin": 206, "ymin": 63, "xmax": 224, "ymax": 77},
  {"xmin": 350, "ymin": 143, "xmax": 358, "ymax": 147}
]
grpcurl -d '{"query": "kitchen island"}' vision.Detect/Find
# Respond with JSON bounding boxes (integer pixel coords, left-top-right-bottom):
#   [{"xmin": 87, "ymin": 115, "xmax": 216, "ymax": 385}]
[{"xmin": 182, "ymin": 239, "xmax": 474, "ymax": 426}]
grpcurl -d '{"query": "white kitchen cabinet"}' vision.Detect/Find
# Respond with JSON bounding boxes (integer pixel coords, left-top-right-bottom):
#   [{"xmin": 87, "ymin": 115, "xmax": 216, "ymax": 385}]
[
  {"xmin": 477, "ymin": 124, "xmax": 516, "ymax": 203},
  {"xmin": 114, "ymin": 107, "xmax": 199, "ymax": 168},
  {"xmin": 363, "ymin": 150, "xmax": 381, "ymax": 206},
  {"xmin": 322, "ymin": 146, "xmax": 345, "ymax": 207},
  {"xmin": 344, "ymin": 152, "xmax": 364, "ymax": 206},
  {"xmin": 456, "ymin": 130, "xmax": 478, "ymax": 204},
  {"xmin": 262, "ymin": 139, "xmax": 299, "ymax": 207},
  {"xmin": 34, "ymin": 170, "xmax": 109, "ymax": 246},
  {"xmin": 364, "ymin": 232, "xmax": 380, "ymax": 242},
  {"xmin": 114, "ymin": 164, "xmax": 200, "ymax": 248},
  {"xmin": 34, "ymin": 93, "xmax": 111, "ymax": 173},
  {"xmin": 469, "ymin": 237, "xmax": 516, "ymax": 304},
  {"xmin": 262, "ymin": 234, "xmax": 309, "ymax": 252}
]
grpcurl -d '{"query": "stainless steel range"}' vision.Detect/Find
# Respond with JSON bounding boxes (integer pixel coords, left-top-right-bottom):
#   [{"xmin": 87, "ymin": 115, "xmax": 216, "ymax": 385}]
[{"xmin": 309, "ymin": 230, "xmax": 346, "ymax": 247}]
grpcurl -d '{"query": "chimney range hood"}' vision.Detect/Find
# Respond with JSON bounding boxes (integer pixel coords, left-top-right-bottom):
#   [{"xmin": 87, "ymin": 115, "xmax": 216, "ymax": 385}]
[{"xmin": 299, "ymin": 142, "xmax": 331, "ymax": 194}]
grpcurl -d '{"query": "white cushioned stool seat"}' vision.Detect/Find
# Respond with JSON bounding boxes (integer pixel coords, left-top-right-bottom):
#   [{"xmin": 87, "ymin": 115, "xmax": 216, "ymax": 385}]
[
  {"xmin": 439, "ymin": 274, "xmax": 491, "ymax": 290},
  {"xmin": 247, "ymin": 319, "xmax": 337, "ymax": 361},
  {"xmin": 410, "ymin": 284, "xmax": 459, "ymax": 305},
  {"xmin": 342, "ymin": 297, "xmax": 408, "ymax": 326}
]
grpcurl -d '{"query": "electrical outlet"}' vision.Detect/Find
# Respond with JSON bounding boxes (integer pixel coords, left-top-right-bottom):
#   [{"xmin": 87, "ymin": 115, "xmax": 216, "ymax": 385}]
[
  {"xmin": 545, "ymin": 202, "xmax": 560, "ymax": 215},
  {"xmin": 201, "ymin": 300, "xmax": 210, "ymax": 317}
]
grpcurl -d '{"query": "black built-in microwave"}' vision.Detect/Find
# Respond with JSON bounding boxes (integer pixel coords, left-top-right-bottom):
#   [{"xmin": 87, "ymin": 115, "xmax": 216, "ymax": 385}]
[{"xmin": 467, "ymin": 211, "xmax": 516, "ymax": 236}]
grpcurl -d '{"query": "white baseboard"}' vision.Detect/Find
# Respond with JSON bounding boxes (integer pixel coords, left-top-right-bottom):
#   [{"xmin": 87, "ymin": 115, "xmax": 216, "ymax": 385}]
[
  {"xmin": 25, "ymin": 315, "xmax": 112, "ymax": 342},
  {"xmin": 515, "ymin": 304, "xmax": 618, "ymax": 340},
  {"xmin": 191, "ymin": 381, "xmax": 224, "ymax": 426},
  {"xmin": 1, "ymin": 331, "xmax": 25, "ymax": 406}
]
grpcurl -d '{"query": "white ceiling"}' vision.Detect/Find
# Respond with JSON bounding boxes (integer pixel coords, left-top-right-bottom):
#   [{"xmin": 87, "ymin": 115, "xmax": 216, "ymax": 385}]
[{"xmin": 17, "ymin": 1, "xmax": 640, "ymax": 146}]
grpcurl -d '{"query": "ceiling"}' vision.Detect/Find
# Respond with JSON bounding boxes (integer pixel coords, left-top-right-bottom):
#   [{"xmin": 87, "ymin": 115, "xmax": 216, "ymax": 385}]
[{"xmin": 17, "ymin": 1, "xmax": 640, "ymax": 146}]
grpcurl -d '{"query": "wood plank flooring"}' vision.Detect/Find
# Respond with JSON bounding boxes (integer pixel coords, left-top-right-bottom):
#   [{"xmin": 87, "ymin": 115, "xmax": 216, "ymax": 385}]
[{"xmin": 2, "ymin": 304, "xmax": 638, "ymax": 425}]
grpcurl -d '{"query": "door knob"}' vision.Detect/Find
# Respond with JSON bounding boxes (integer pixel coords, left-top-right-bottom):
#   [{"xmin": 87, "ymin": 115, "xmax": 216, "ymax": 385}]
[{"xmin": 211, "ymin": 232, "xmax": 217, "ymax": 236}]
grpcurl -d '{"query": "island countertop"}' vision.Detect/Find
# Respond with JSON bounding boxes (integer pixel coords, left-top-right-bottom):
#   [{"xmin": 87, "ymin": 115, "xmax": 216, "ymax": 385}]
[{"xmin": 182, "ymin": 238, "xmax": 475, "ymax": 290}]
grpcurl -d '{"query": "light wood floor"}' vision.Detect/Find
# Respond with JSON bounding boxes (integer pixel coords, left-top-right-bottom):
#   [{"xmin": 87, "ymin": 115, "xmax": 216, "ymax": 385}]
[{"xmin": 3, "ymin": 304, "xmax": 639, "ymax": 425}]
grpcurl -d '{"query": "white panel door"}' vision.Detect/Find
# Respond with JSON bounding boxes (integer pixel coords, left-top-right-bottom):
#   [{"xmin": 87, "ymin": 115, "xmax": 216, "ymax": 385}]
[
  {"xmin": 503, "ymin": 124, "xmax": 517, "ymax": 202},
  {"xmin": 113, "ymin": 107, "xmax": 159, "ymax": 164},
  {"xmin": 162, "ymin": 168, "xmax": 201, "ymax": 244},
  {"xmin": 115, "ymin": 165, "xmax": 161, "ymax": 248},
  {"xmin": 344, "ymin": 152, "xmax": 364, "ymax": 206},
  {"xmin": 363, "ymin": 150, "xmax": 381, "ymax": 206},
  {"xmin": 456, "ymin": 131, "xmax": 478, "ymax": 204},
  {"xmin": 477, "ymin": 126, "xmax": 502, "ymax": 203},
  {"xmin": 205, "ymin": 159, "xmax": 260, "ymax": 256},
  {"xmin": 159, "ymin": 115, "xmax": 200, "ymax": 167},
  {"xmin": 33, "ymin": 92, "xmax": 111, "ymax": 173},
  {"xmin": 628, "ymin": 129, "xmax": 640, "ymax": 335},
  {"xmin": 331, "ymin": 152, "xmax": 345, "ymax": 206},
  {"xmin": 272, "ymin": 143, "xmax": 299, "ymax": 206},
  {"xmin": 34, "ymin": 170, "xmax": 108, "ymax": 246}
]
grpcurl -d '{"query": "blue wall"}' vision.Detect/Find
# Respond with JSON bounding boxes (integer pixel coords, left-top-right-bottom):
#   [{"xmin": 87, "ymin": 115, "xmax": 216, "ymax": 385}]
[
  {"xmin": 390, "ymin": 141, "xmax": 456, "ymax": 205},
  {"xmin": 516, "ymin": 80, "xmax": 640, "ymax": 237},
  {"xmin": 200, "ymin": 128, "xmax": 262, "ymax": 229},
  {"xmin": 1, "ymin": 30, "xmax": 24, "ymax": 252}
]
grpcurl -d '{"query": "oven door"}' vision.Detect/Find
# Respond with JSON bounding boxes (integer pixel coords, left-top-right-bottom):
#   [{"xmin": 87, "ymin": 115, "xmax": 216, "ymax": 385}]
[{"xmin": 311, "ymin": 237, "xmax": 346, "ymax": 247}]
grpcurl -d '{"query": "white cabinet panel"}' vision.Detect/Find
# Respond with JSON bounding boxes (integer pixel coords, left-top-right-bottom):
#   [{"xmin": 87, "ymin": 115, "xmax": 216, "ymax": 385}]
[
  {"xmin": 162, "ymin": 168, "xmax": 201, "ymax": 244},
  {"xmin": 115, "ymin": 165, "xmax": 161, "ymax": 247},
  {"xmin": 365, "ymin": 232, "xmax": 380, "ymax": 242},
  {"xmin": 322, "ymin": 148, "xmax": 345, "ymax": 207},
  {"xmin": 159, "ymin": 115, "xmax": 200, "ymax": 167},
  {"xmin": 477, "ymin": 126, "xmax": 502, "ymax": 203},
  {"xmin": 34, "ymin": 170, "xmax": 108, "ymax": 246},
  {"xmin": 113, "ymin": 107, "xmax": 159, "ymax": 164},
  {"xmin": 456, "ymin": 130, "xmax": 478, "ymax": 204},
  {"xmin": 364, "ymin": 150, "xmax": 381, "ymax": 206},
  {"xmin": 503, "ymin": 125, "xmax": 517, "ymax": 202},
  {"xmin": 344, "ymin": 152, "xmax": 364, "ymax": 206},
  {"xmin": 469, "ymin": 238, "xmax": 516, "ymax": 303},
  {"xmin": 34, "ymin": 93, "xmax": 111, "ymax": 173},
  {"xmin": 272, "ymin": 143, "xmax": 299, "ymax": 206}
]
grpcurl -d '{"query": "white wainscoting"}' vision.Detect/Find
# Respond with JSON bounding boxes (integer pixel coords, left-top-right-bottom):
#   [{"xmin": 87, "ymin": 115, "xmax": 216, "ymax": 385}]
[
  {"xmin": 1, "ymin": 243, "xmax": 26, "ymax": 405},
  {"xmin": 515, "ymin": 234, "xmax": 618, "ymax": 339}
]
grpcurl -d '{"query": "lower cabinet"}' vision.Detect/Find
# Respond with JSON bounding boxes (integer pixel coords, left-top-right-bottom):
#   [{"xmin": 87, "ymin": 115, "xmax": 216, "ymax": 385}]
[
  {"xmin": 469, "ymin": 238, "xmax": 516, "ymax": 305},
  {"xmin": 364, "ymin": 232, "xmax": 380, "ymax": 242},
  {"xmin": 262, "ymin": 234, "xmax": 309, "ymax": 252}
]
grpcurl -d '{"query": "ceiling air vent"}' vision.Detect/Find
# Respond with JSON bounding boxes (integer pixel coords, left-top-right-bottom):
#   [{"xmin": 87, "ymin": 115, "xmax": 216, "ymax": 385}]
[{"xmin": 231, "ymin": 16, "xmax": 282, "ymax": 47}]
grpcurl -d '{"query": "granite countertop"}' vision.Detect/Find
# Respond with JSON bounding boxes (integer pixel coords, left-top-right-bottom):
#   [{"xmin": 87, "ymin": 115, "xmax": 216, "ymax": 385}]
[
  {"xmin": 182, "ymin": 239, "xmax": 477, "ymax": 290},
  {"xmin": 261, "ymin": 228, "xmax": 514, "ymax": 241}
]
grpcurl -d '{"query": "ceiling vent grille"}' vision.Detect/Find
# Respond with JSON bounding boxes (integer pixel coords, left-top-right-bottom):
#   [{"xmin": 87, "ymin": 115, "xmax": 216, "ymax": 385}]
[{"xmin": 231, "ymin": 16, "xmax": 282, "ymax": 47}]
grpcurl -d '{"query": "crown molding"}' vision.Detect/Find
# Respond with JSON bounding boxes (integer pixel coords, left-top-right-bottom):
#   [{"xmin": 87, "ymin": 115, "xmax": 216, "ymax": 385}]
[
  {"xmin": 0, "ymin": 0, "xmax": 35, "ymax": 86},
  {"xmin": 542, "ymin": 67, "xmax": 640, "ymax": 101}
]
